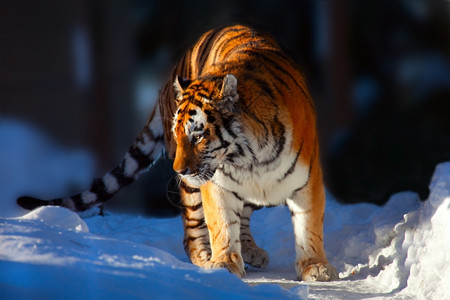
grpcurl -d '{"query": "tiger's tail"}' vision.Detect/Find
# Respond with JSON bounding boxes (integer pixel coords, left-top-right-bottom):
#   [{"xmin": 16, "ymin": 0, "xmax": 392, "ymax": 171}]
[{"xmin": 17, "ymin": 104, "xmax": 166, "ymax": 214}]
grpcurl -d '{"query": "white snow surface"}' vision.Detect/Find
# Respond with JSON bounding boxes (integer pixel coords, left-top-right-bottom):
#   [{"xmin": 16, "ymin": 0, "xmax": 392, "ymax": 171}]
[{"xmin": 1, "ymin": 119, "xmax": 449, "ymax": 299}]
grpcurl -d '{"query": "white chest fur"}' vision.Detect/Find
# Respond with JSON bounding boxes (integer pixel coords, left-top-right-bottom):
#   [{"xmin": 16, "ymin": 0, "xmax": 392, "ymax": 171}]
[{"xmin": 212, "ymin": 146, "xmax": 309, "ymax": 206}]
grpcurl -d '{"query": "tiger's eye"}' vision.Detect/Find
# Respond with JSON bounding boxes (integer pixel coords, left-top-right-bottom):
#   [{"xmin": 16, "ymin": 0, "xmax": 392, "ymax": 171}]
[{"xmin": 192, "ymin": 134, "xmax": 203, "ymax": 144}]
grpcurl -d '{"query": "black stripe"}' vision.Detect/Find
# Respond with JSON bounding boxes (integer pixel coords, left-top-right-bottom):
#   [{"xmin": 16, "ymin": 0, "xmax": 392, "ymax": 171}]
[
  {"xmin": 241, "ymin": 216, "xmax": 250, "ymax": 222},
  {"xmin": 207, "ymin": 115, "xmax": 216, "ymax": 123},
  {"xmin": 211, "ymin": 141, "xmax": 230, "ymax": 153},
  {"xmin": 217, "ymin": 167, "xmax": 241, "ymax": 185},
  {"xmin": 196, "ymin": 92, "xmax": 210, "ymax": 99},
  {"xmin": 244, "ymin": 60, "xmax": 258, "ymax": 72},
  {"xmin": 259, "ymin": 49, "xmax": 306, "ymax": 95},
  {"xmin": 236, "ymin": 49, "xmax": 308, "ymax": 99},
  {"xmin": 185, "ymin": 217, "xmax": 205, "ymax": 229},
  {"xmin": 17, "ymin": 196, "xmax": 59, "ymax": 210},
  {"xmin": 213, "ymin": 32, "xmax": 248, "ymax": 61},
  {"xmin": 128, "ymin": 146, "xmax": 153, "ymax": 171},
  {"xmin": 89, "ymin": 178, "xmax": 111, "ymax": 201},
  {"xmin": 185, "ymin": 83, "xmax": 203, "ymax": 90},
  {"xmin": 263, "ymin": 48, "xmax": 311, "ymax": 101},
  {"xmin": 251, "ymin": 76, "xmax": 276, "ymax": 100},
  {"xmin": 141, "ymin": 132, "xmax": 163, "ymax": 145},
  {"xmin": 236, "ymin": 143, "xmax": 245, "ymax": 156},
  {"xmin": 184, "ymin": 202, "xmax": 203, "ymax": 211},
  {"xmin": 232, "ymin": 191, "xmax": 244, "ymax": 201},
  {"xmin": 179, "ymin": 98, "xmax": 204, "ymax": 109},
  {"xmin": 226, "ymin": 152, "xmax": 237, "ymax": 163},
  {"xmin": 211, "ymin": 27, "xmax": 247, "ymax": 63},
  {"xmin": 250, "ymin": 51, "xmax": 290, "ymax": 89},
  {"xmin": 199, "ymin": 154, "xmax": 216, "ymax": 160},
  {"xmin": 225, "ymin": 152, "xmax": 240, "ymax": 163},
  {"xmin": 291, "ymin": 153, "xmax": 314, "ymax": 196},
  {"xmin": 241, "ymin": 106, "xmax": 269, "ymax": 149},
  {"xmin": 259, "ymin": 116, "xmax": 286, "ymax": 165},
  {"xmin": 197, "ymin": 27, "xmax": 229, "ymax": 73},
  {"xmin": 111, "ymin": 166, "xmax": 135, "ymax": 187},
  {"xmin": 229, "ymin": 220, "xmax": 239, "ymax": 226},
  {"xmin": 211, "ymin": 131, "xmax": 230, "ymax": 152},
  {"xmin": 213, "ymin": 124, "xmax": 225, "ymax": 146},
  {"xmin": 71, "ymin": 194, "xmax": 85, "ymax": 211},
  {"xmin": 186, "ymin": 233, "xmax": 209, "ymax": 242},
  {"xmin": 221, "ymin": 37, "xmax": 267, "ymax": 59},
  {"xmin": 195, "ymin": 31, "xmax": 216, "ymax": 73},
  {"xmin": 278, "ymin": 141, "xmax": 303, "ymax": 182},
  {"xmin": 193, "ymin": 123, "xmax": 204, "ymax": 132},
  {"xmin": 53, "ymin": 198, "xmax": 63, "ymax": 206},
  {"xmin": 222, "ymin": 117, "xmax": 237, "ymax": 138},
  {"xmin": 225, "ymin": 143, "xmax": 246, "ymax": 163},
  {"xmin": 244, "ymin": 202, "xmax": 263, "ymax": 210},
  {"xmin": 139, "ymin": 125, "xmax": 161, "ymax": 143},
  {"xmin": 180, "ymin": 181, "xmax": 200, "ymax": 194},
  {"xmin": 244, "ymin": 141, "xmax": 257, "ymax": 164},
  {"xmin": 186, "ymin": 221, "xmax": 207, "ymax": 230},
  {"xmin": 240, "ymin": 232, "xmax": 252, "ymax": 239}
]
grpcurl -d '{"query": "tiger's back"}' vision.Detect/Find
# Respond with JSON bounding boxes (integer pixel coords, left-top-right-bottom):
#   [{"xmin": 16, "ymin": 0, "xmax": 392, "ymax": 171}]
[
  {"xmin": 162, "ymin": 25, "xmax": 316, "ymax": 159},
  {"xmin": 17, "ymin": 25, "xmax": 337, "ymax": 281}
]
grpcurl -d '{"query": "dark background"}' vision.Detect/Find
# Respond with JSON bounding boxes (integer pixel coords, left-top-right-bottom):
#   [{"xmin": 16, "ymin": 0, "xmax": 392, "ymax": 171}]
[{"xmin": 1, "ymin": 0, "xmax": 449, "ymax": 215}]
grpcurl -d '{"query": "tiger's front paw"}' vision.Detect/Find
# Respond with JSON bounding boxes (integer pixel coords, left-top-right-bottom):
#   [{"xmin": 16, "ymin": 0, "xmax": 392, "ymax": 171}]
[
  {"xmin": 242, "ymin": 245, "xmax": 269, "ymax": 269},
  {"xmin": 301, "ymin": 263, "xmax": 338, "ymax": 282},
  {"xmin": 203, "ymin": 253, "xmax": 245, "ymax": 278}
]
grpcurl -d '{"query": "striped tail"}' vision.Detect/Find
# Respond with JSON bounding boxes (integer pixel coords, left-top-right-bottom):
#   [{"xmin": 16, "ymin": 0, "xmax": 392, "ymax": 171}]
[{"xmin": 17, "ymin": 105, "xmax": 166, "ymax": 213}]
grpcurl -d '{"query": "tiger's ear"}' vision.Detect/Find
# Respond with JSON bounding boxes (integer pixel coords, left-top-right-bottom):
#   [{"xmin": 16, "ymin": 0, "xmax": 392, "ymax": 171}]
[
  {"xmin": 173, "ymin": 75, "xmax": 191, "ymax": 101},
  {"xmin": 219, "ymin": 74, "xmax": 238, "ymax": 110}
]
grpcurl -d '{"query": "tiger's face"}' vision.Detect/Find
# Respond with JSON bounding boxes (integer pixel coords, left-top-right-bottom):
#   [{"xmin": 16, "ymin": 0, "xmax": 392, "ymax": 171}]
[{"xmin": 171, "ymin": 74, "xmax": 240, "ymax": 187}]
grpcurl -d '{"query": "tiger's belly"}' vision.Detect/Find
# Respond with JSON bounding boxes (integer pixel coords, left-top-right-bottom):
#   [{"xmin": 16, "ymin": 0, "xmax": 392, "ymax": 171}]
[{"xmin": 212, "ymin": 153, "xmax": 310, "ymax": 206}]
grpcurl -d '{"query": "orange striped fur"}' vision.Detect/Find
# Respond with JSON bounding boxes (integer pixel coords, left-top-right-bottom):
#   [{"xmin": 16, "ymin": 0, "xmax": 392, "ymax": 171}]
[{"xmin": 17, "ymin": 25, "xmax": 337, "ymax": 281}]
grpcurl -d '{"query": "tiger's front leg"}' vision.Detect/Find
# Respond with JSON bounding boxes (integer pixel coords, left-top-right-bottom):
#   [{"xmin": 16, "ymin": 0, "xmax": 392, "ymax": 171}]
[
  {"xmin": 180, "ymin": 180, "xmax": 211, "ymax": 267},
  {"xmin": 200, "ymin": 181, "xmax": 245, "ymax": 278}
]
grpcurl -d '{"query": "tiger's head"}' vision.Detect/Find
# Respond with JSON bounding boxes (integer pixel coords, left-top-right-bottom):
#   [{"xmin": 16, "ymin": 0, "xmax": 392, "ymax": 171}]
[{"xmin": 171, "ymin": 74, "xmax": 241, "ymax": 187}]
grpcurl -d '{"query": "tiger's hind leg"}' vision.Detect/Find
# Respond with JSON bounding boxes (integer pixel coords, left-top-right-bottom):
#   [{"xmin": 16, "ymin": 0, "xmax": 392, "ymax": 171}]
[
  {"xmin": 286, "ymin": 158, "xmax": 338, "ymax": 281},
  {"xmin": 240, "ymin": 203, "xmax": 269, "ymax": 268},
  {"xmin": 180, "ymin": 180, "xmax": 211, "ymax": 267}
]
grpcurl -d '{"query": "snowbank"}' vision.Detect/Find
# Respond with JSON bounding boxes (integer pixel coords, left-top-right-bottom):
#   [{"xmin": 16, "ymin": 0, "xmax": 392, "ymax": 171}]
[
  {"xmin": 1, "ymin": 207, "xmax": 300, "ymax": 299},
  {"xmin": 326, "ymin": 162, "xmax": 450, "ymax": 299},
  {"xmin": 0, "ymin": 119, "xmax": 449, "ymax": 299},
  {"xmin": 247, "ymin": 163, "xmax": 450, "ymax": 299}
]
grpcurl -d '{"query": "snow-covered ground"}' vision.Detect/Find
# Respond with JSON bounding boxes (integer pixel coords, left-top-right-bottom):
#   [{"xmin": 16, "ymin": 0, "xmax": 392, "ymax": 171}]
[{"xmin": 1, "ymin": 119, "xmax": 449, "ymax": 299}]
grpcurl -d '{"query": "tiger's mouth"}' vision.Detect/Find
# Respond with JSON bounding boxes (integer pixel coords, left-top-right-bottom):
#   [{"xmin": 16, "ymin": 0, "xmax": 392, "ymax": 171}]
[{"xmin": 179, "ymin": 165, "xmax": 216, "ymax": 188}]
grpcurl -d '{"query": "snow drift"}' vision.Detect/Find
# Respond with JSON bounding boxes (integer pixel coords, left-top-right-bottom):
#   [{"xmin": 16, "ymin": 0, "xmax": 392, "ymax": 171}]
[{"xmin": 0, "ymin": 119, "xmax": 449, "ymax": 299}]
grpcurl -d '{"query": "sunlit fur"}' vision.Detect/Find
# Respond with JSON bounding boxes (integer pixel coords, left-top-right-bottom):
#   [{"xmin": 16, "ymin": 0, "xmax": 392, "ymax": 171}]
[{"xmin": 17, "ymin": 25, "xmax": 337, "ymax": 281}]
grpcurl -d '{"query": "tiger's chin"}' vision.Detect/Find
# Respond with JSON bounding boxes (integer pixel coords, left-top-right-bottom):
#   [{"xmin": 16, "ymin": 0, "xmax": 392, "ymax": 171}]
[{"xmin": 181, "ymin": 176, "xmax": 204, "ymax": 188}]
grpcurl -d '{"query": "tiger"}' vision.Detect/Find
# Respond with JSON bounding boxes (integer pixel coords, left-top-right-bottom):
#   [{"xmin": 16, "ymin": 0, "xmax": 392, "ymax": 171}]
[{"xmin": 17, "ymin": 25, "xmax": 338, "ymax": 281}]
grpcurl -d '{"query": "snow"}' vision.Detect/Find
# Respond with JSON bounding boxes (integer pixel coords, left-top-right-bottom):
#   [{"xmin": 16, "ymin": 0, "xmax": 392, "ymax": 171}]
[{"xmin": 1, "ymin": 119, "xmax": 449, "ymax": 299}]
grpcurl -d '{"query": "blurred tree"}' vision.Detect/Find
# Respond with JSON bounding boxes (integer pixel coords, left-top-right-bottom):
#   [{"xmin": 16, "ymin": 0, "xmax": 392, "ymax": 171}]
[{"xmin": 1, "ymin": 0, "xmax": 449, "ymax": 213}]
